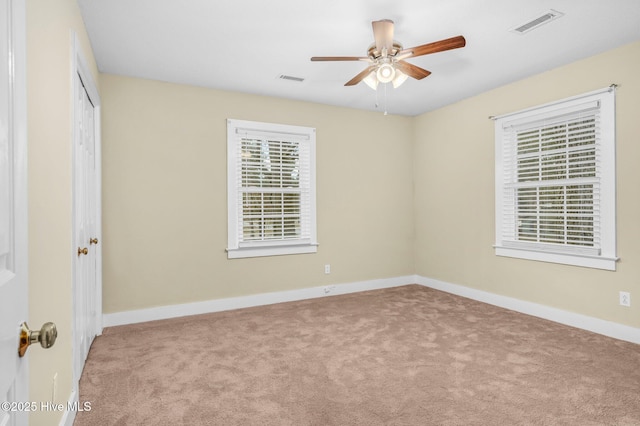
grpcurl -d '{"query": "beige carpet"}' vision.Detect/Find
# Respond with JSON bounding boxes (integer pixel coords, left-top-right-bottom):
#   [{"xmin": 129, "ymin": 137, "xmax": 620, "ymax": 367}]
[{"xmin": 74, "ymin": 285, "xmax": 640, "ymax": 425}]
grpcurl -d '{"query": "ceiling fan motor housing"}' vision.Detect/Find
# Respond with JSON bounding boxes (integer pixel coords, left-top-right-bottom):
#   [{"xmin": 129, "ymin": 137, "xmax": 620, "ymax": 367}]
[{"xmin": 367, "ymin": 42, "xmax": 403, "ymax": 60}]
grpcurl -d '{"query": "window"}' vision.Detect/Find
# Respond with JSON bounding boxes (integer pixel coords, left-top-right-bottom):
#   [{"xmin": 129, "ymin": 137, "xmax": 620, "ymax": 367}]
[
  {"xmin": 494, "ymin": 87, "xmax": 617, "ymax": 270},
  {"xmin": 227, "ymin": 119, "xmax": 317, "ymax": 259}
]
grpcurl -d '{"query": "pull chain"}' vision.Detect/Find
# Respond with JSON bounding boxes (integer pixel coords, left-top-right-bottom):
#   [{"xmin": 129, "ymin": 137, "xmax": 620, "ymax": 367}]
[{"xmin": 384, "ymin": 83, "xmax": 388, "ymax": 115}]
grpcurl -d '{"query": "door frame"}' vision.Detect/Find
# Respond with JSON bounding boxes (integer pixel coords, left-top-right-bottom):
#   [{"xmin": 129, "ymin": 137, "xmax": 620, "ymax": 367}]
[{"xmin": 70, "ymin": 31, "xmax": 102, "ymax": 391}]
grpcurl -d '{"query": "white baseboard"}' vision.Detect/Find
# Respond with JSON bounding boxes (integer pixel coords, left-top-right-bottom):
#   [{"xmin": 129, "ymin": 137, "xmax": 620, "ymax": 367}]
[
  {"xmin": 416, "ymin": 276, "xmax": 640, "ymax": 345},
  {"xmin": 103, "ymin": 275, "xmax": 416, "ymax": 327},
  {"xmin": 102, "ymin": 274, "xmax": 640, "ymax": 345},
  {"xmin": 58, "ymin": 389, "xmax": 77, "ymax": 426}
]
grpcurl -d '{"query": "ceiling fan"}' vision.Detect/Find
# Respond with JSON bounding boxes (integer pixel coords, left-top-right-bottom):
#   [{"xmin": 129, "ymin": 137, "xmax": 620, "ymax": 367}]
[{"xmin": 311, "ymin": 19, "xmax": 466, "ymax": 90}]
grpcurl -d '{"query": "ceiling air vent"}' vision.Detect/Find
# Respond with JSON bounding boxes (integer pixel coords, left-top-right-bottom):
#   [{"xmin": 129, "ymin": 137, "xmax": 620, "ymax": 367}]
[
  {"xmin": 279, "ymin": 74, "xmax": 305, "ymax": 83},
  {"xmin": 511, "ymin": 9, "xmax": 564, "ymax": 34}
]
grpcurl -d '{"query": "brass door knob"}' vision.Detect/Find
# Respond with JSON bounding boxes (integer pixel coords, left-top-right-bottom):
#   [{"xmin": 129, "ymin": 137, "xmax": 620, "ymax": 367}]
[
  {"xmin": 19, "ymin": 322, "xmax": 57, "ymax": 357},
  {"xmin": 90, "ymin": 238, "xmax": 99, "ymax": 245},
  {"xmin": 77, "ymin": 247, "xmax": 88, "ymax": 256}
]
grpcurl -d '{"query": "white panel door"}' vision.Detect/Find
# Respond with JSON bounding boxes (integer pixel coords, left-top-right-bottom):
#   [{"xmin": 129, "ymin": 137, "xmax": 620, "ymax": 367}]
[
  {"xmin": 0, "ymin": 0, "xmax": 29, "ymax": 425},
  {"xmin": 73, "ymin": 75, "xmax": 98, "ymax": 379}
]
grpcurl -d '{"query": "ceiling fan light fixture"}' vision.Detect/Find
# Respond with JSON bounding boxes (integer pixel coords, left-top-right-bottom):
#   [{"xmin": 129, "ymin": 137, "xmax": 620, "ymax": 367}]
[
  {"xmin": 392, "ymin": 69, "xmax": 408, "ymax": 88},
  {"xmin": 363, "ymin": 71, "xmax": 379, "ymax": 90},
  {"xmin": 376, "ymin": 63, "xmax": 395, "ymax": 83}
]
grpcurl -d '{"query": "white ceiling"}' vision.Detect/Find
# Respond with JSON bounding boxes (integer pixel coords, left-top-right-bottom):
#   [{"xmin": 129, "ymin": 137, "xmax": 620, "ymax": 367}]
[{"xmin": 77, "ymin": 0, "xmax": 640, "ymax": 116}]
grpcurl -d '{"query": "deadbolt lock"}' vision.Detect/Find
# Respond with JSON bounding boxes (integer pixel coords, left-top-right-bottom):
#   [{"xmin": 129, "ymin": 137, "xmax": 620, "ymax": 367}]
[{"xmin": 18, "ymin": 322, "xmax": 57, "ymax": 357}]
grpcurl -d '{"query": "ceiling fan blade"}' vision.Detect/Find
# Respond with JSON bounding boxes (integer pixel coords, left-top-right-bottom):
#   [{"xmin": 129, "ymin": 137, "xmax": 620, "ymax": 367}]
[
  {"xmin": 395, "ymin": 61, "xmax": 432, "ymax": 80},
  {"xmin": 400, "ymin": 35, "xmax": 466, "ymax": 58},
  {"xmin": 311, "ymin": 56, "xmax": 369, "ymax": 62},
  {"xmin": 372, "ymin": 19, "xmax": 394, "ymax": 55},
  {"xmin": 345, "ymin": 66, "xmax": 376, "ymax": 86}
]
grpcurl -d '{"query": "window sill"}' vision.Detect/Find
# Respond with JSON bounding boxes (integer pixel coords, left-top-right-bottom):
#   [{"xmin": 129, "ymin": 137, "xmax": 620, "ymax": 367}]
[
  {"xmin": 494, "ymin": 245, "xmax": 618, "ymax": 271},
  {"xmin": 227, "ymin": 243, "xmax": 318, "ymax": 259}
]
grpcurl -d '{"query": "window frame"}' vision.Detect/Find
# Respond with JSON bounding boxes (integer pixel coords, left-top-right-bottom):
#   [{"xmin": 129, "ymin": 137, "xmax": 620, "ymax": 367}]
[
  {"xmin": 494, "ymin": 87, "xmax": 618, "ymax": 270},
  {"xmin": 226, "ymin": 119, "xmax": 317, "ymax": 259}
]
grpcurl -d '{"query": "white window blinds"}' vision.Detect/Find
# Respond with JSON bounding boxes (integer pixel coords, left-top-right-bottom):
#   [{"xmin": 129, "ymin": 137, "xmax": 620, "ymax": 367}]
[
  {"xmin": 227, "ymin": 119, "xmax": 317, "ymax": 259},
  {"xmin": 494, "ymin": 87, "xmax": 617, "ymax": 270}
]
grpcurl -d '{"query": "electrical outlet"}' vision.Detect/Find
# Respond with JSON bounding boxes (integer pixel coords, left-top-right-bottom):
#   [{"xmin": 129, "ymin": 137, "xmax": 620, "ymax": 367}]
[
  {"xmin": 619, "ymin": 291, "xmax": 631, "ymax": 307},
  {"xmin": 324, "ymin": 264, "xmax": 331, "ymax": 274}
]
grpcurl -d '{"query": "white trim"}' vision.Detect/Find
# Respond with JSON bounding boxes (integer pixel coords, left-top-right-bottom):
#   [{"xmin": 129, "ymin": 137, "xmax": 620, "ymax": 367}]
[
  {"xmin": 58, "ymin": 389, "xmax": 77, "ymax": 426},
  {"xmin": 103, "ymin": 276, "xmax": 415, "ymax": 327},
  {"xmin": 226, "ymin": 243, "xmax": 318, "ymax": 259},
  {"xmin": 494, "ymin": 246, "xmax": 618, "ymax": 271},
  {"xmin": 226, "ymin": 119, "xmax": 317, "ymax": 259},
  {"xmin": 416, "ymin": 276, "xmax": 640, "ymax": 345},
  {"xmin": 103, "ymin": 274, "xmax": 640, "ymax": 345},
  {"xmin": 492, "ymin": 85, "xmax": 615, "ymax": 121},
  {"xmin": 494, "ymin": 87, "xmax": 617, "ymax": 270}
]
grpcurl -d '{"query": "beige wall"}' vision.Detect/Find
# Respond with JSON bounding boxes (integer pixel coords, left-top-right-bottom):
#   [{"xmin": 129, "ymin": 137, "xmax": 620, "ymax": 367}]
[
  {"xmin": 26, "ymin": 0, "xmax": 99, "ymax": 424},
  {"xmin": 414, "ymin": 41, "xmax": 640, "ymax": 328},
  {"xmin": 103, "ymin": 42, "xmax": 640, "ymax": 330},
  {"xmin": 101, "ymin": 75, "xmax": 415, "ymax": 313}
]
